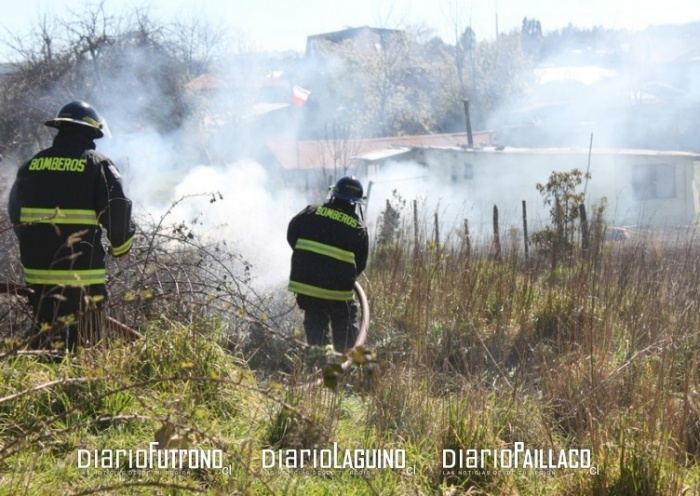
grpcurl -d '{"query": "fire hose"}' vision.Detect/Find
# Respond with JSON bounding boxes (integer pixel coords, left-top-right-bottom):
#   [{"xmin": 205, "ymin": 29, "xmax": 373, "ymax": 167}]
[
  {"xmin": 346, "ymin": 280, "xmax": 370, "ymax": 370},
  {"xmin": 304, "ymin": 280, "xmax": 371, "ymax": 388}
]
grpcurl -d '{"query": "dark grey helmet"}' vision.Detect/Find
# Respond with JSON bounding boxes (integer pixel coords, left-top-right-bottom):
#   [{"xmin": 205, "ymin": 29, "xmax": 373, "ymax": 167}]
[
  {"xmin": 330, "ymin": 176, "xmax": 366, "ymax": 205},
  {"xmin": 45, "ymin": 100, "xmax": 110, "ymax": 138}
]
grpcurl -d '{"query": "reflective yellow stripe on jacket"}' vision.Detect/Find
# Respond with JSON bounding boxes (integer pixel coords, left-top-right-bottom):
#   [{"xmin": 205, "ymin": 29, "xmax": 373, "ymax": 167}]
[
  {"xmin": 287, "ymin": 281, "xmax": 354, "ymax": 301},
  {"xmin": 111, "ymin": 236, "xmax": 134, "ymax": 257},
  {"xmin": 23, "ymin": 268, "xmax": 106, "ymax": 286},
  {"xmin": 20, "ymin": 207, "xmax": 98, "ymax": 226},
  {"xmin": 295, "ymin": 238, "xmax": 355, "ymax": 265}
]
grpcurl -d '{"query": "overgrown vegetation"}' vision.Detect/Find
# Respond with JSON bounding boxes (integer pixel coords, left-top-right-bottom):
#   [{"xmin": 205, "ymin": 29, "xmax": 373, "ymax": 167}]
[
  {"xmin": 2, "ymin": 3, "xmax": 700, "ymax": 494},
  {"xmin": 2, "ymin": 183, "xmax": 700, "ymax": 494},
  {"xmin": 531, "ymin": 168, "xmax": 591, "ymax": 255}
]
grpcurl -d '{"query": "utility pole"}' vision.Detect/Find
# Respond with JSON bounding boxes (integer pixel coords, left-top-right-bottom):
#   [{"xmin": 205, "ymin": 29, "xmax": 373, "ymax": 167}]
[
  {"xmin": 495, "ymin": 1, "xmax": 499, "ymax": 37},
  {"xmin": 463, "ymin": 99, "xmax": 474, "ymax": 148}
]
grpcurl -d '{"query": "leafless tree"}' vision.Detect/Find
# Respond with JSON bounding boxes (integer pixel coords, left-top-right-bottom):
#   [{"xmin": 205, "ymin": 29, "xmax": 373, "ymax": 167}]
[{"xmin": 0, "ymin": 1, "xmax": 229, "ymax": 162}]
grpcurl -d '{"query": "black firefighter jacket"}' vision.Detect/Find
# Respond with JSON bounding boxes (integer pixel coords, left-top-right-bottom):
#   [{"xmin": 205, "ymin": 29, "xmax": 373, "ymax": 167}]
[
  {"xmin": 287, "ymin": 201, "xmax": 368, "ymax": 301},
  {"xmin": 8, "ymin": 132, "xmax": 136, "ymax": 294}
]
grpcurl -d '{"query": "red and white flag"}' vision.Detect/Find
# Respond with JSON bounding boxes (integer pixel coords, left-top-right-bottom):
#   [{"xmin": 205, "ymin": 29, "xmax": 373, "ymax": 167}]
[{"xmin": 292, "ymin": 85, "xmax": 311, "ymax": 106}]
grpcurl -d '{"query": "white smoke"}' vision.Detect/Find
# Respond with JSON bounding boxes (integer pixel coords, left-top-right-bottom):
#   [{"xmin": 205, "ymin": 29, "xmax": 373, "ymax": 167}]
[
  {"xmin": 165, "ymin": 159, "xmax": 306, "ymax": 290},
  {"xmin": 364, "ymin": 160, "xmax": 481, "ymax": 240},
  {"xmin": 85, "ymin": 18, "xmax": 700, "ymax": 295},
  {"xmin": 363, "ymin": 158, "xmax": 551, "ymax": 247},
  {"xmin": 103, "ymin": 131, "xmax": 309, "ymax": 291}
]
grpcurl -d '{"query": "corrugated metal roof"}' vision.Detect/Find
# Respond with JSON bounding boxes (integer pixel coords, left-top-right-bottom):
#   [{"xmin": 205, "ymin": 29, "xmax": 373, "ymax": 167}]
[
  {"xmin": 266, "ymin": 132, "xmax": 493, "ymax": 170},
  {"xmin": 461, "ymin": 146, "xmax": 700, "ymax": 158},
  {"xmin": 354, "ymin": 147, "xmax": 412, "ymax": 161},
  {"xmin": 267, "ymin": 141, "xmax": 700, "ymax": 172},
  {"xmin": 243, "ymin": 102, "xmax": 290, "ymax": 119}
]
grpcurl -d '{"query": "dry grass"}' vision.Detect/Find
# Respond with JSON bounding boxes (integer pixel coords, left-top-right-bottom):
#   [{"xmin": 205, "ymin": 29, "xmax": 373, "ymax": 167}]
[
  {"xmin": 364, "ymin": 220, "xmax": 700, "ymax": 494},
  {"xmin": 3, "ymin": 196, "xmax": 700, "ymax": 494}
]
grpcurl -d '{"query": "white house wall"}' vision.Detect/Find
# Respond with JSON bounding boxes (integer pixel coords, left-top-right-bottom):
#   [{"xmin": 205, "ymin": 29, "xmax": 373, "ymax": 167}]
[{"xmin": 388, "ymin": 147, "xmax": 699, "ymax": 231}]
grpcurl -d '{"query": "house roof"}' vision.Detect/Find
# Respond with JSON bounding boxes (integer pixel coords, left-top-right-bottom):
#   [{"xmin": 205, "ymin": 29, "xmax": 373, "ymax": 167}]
[
  {"xmin": 243, "ymin": 102, "xmax": 290, "ymax": 119},
  {"xmin": 355, "ymin": 147, "xmax": 412, "ymax": 161},
  {"xmin": 434, "ymin": 145, "xmax": 700, "ymax": 159},
  {"xmin": 267, "ymin": 132, "xmax": 493, "ymax": 170},
  {"xmin": 305, "ymin": 25, "xmax": 405, "ymax": 57},
  {"xmin": 306, "ymin": 25, "xmax": 403, "ymax": 44},
  {"xmin": 186, "ymin": 72, "xmax": 292, "ymax": 91},
  {"xmin": 186, "ymin": 74, "xmax": 227, "ymax": 90}
]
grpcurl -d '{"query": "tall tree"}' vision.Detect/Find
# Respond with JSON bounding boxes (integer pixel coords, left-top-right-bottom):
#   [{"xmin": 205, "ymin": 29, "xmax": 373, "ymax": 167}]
[
  {"xmin": 0, "ymin": 2, "xmax": 228, "ymax": 161},
  {"xmin": 521, "ymin": 17, "xmax": 543, "ymax": 59}
]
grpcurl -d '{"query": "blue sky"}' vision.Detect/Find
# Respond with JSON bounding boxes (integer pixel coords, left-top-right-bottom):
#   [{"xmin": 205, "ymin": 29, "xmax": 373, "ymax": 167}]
[{"xmin": 2, "ymin": 0, "xmax": 699, "ymax": 60}]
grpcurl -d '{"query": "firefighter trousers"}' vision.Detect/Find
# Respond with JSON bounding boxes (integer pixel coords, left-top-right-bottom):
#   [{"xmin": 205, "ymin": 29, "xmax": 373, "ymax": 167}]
[
  {"xmin": 27, "ymin": 284, "xmax": 105, "ymax": 351},
  {"xmin": 296, "ymin": 294, "xmax": 359, "ymax": 353}
]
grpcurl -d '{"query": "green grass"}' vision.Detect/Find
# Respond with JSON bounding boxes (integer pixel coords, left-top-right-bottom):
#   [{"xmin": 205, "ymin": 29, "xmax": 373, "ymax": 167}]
[{"xmin": 4, "ymin": 214, "xmax": 700, "ymax": 494}]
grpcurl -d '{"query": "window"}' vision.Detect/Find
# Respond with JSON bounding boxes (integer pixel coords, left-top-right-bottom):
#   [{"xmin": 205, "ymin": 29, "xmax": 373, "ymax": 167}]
[
  {"xmin": 464, "ymin": 162, "xmax": 474, "ymax": 180},
  {"xmin": 451, "ymin": 162, "xmax": 473, "ymax": 182},
  {"xmin": 632, "ymin": 163, "xmax": 675, "ymax": 200}
]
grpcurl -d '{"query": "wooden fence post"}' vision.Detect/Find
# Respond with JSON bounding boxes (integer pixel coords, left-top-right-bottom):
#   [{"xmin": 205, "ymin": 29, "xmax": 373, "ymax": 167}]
[
  {"xmin": 434, "ymin": 212, "xmax": 440, "ymax": 252},
  {"xmin": 463, "ymin": 219, "xmax": 471, "ymax": 258},
  {"xmin": 413, "ymin": 199, "xmax": 419, "ymax": 254},
  {"xmin": 522, "ymin": 200, "xmax": 529, "ymax": 261},
  {"xmin": 493, "ymin": 205, "xmax": 501, "ymax": 261},
  {"xmin": 579, "ymin": 203, "xmax": 589, "ymax": 256}
]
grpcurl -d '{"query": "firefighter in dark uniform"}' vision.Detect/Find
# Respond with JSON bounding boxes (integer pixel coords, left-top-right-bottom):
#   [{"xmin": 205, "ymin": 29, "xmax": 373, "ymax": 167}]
[
  {"xmin": 8, "ymin": 100, "xmax": 136, "ymax": 351},
  {"xmin": 287, "ymin": 176, "xmax": 369, "ymax": 354}
]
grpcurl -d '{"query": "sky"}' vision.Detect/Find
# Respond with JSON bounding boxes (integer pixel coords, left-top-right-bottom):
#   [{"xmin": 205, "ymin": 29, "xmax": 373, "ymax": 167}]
[{"xmin": 2, "ymin": 0, "xmax": 700, "ymax": 60}]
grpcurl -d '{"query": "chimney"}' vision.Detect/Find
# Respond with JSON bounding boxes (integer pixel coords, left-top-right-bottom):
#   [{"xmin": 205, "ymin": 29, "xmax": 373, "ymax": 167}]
[{"xmin": 463, "ymin": 99, "xmax": 474, "ymax": 148}]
